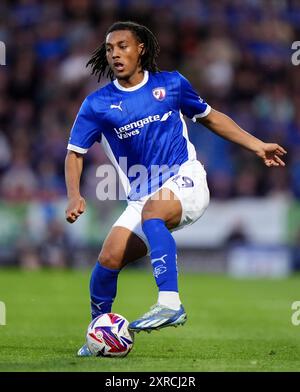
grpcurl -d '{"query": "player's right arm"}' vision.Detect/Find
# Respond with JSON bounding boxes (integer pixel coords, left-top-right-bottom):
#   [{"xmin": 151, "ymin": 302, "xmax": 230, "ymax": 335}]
[
  {"xmin": 65, "ymin": 96, "xmax": 101, "ymax": 223},
  {"xmin": 65, "ymin": 150, "xmax": 86, "ymax": 223},
  {"xmin": 177, "ymin": 72, "xmax": 287, "ymax": 167},
  {"xmin": 197, "ymin": 109, "xmax": 287, "ymax": 167}
]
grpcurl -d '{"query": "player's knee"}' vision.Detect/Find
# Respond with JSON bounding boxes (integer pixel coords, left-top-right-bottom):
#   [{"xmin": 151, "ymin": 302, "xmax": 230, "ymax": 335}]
[
  {"xmin": 141, "ymin": 203, "xmax": 159, "ymax": 223},
  {"xmin": 98, "ymin": 248, "xmax": 123, "ymax": 270},
  {"xmin": 141, "ymin": 210, "xmax": 153, "ymax": 223}
]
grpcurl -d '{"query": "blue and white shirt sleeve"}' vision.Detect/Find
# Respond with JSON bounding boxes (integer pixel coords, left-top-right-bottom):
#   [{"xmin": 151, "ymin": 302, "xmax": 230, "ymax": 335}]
[
  {"xmin": 177, "ymin": 72, "xmax": 211, "ymax": 122},
  {"xmin": 67, "ymin": 97, "xmax": 101, "ymax": 154}
]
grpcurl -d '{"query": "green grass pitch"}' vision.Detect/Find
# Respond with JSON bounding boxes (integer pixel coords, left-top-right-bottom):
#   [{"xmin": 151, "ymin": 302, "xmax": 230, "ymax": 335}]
[{"xmin": 0, "ymin": 268, "xmax": 299, "ymax": 372}]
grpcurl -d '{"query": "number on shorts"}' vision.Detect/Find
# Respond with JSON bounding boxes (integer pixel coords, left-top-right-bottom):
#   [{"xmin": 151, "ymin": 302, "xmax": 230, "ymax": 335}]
[{"xmin": 172, "ymin": 175, "xmax": 194, "ymax": 189}]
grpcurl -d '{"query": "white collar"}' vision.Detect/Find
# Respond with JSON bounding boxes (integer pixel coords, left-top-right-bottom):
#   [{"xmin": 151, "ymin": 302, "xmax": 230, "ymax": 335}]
[{"xmin": 113, "ymin": 71, "xmax": 149, "ymax": 92}]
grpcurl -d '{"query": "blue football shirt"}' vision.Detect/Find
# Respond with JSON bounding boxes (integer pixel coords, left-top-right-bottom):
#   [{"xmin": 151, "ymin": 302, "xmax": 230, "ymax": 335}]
[{"xmin": 67, "ymin": 70, "xmax": 211, "ymax": 200}]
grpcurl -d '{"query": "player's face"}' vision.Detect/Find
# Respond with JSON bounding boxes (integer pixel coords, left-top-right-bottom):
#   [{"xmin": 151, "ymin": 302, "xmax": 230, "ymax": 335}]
[{"xmin": 105, "ymin": 30, "xmax": 144, "ymax": 81}]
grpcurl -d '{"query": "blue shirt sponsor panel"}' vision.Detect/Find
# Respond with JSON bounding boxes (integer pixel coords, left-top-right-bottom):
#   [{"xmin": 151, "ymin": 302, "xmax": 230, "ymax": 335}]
[{"xmin": 67, "ymin": 71, "xmax": 211, "ymax": 200}]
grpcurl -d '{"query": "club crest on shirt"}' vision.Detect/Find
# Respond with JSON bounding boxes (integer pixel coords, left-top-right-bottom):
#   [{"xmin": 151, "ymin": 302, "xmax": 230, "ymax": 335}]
[{"xmin": 152, "ymin": 87, "xmax": 166, "ymax": 101}]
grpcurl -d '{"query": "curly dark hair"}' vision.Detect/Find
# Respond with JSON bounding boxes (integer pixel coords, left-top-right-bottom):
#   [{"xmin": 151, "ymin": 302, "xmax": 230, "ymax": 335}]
[{"xmin": 86, "ymin": 21, "xmax": 160, "ymax": 81}]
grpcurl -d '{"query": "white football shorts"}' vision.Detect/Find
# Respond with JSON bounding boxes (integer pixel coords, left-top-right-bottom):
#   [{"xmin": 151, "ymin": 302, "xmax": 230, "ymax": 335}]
[{"xmin": 112, "ymin": 160, "xmax": 210, "ymax": 250}]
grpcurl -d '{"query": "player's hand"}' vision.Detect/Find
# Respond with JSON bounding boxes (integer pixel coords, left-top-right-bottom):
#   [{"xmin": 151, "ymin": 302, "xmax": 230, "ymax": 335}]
[
  {"xmin": 65, "ymin": 196, "xmax": 86, "ymax": 223},
  {"xmin": 255, "ymin": 143, "xmax": 287, "ymax": 167}
]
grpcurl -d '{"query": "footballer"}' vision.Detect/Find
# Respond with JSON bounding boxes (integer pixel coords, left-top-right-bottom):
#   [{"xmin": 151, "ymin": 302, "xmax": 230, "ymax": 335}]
[{"xmin": 64, "ymin": 21, "xmax": 287, "ymax": 356}]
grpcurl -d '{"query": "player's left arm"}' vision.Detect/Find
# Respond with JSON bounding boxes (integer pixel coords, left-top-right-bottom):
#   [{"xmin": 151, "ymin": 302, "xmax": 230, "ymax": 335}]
[{"xmin": 197, "ymin": 108, "xmax": 287, "ymax": 167}]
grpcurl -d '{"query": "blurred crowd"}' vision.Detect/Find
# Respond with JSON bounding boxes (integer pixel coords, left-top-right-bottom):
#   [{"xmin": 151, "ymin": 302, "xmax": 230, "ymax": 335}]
[
  {"xmin": 0, "ymin": 0, "xmax": 300, "ymax": 270},
  {"xmin": 0, "ymin": 0, "xmax": 300, "ymax": 203}
]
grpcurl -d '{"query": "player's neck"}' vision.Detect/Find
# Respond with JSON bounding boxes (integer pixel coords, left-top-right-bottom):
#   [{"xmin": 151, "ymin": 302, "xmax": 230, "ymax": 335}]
[{"xmin": 116, "ymin": 69, "xmax": 145, "ymax": 89}]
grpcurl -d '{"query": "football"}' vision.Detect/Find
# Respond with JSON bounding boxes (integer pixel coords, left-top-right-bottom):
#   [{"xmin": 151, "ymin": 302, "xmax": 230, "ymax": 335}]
[{"xmin": 86, "ymin": 313, "xmax": 134, "ymax": 357}]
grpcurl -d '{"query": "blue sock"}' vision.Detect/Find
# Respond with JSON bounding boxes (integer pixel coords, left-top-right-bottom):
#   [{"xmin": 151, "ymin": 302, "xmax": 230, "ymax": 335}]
[
  {"xmin": 89, "ymin": 262, "xmax": 120, "ymax": 319},
  {"xmin": 142, "ymin": 218, "xmax": 178, "ymax": 292}
]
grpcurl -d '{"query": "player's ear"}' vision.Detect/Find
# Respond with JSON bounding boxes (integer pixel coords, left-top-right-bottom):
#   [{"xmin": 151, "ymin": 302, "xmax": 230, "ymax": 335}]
[{"xmin": 138, "ymin": 43, "xmax": 145, "ymax": 55}]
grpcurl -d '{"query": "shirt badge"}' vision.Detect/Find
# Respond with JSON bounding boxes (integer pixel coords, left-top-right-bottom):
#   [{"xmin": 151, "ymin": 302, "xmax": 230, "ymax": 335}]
[{"xmin": 152, "ymin": 87, "xmax": 166, "ymax": 101}]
